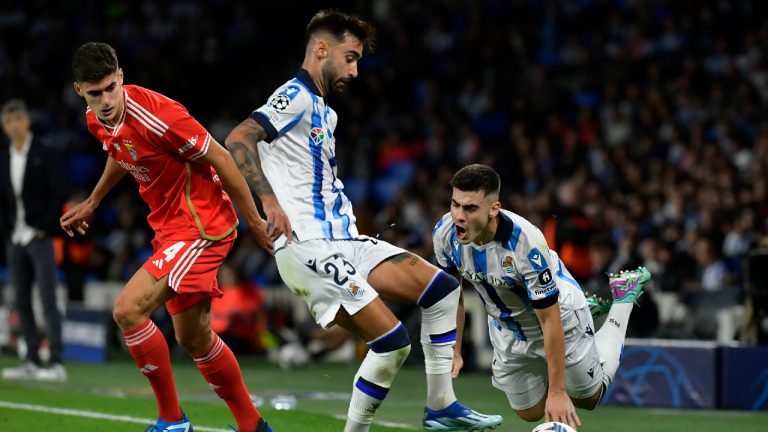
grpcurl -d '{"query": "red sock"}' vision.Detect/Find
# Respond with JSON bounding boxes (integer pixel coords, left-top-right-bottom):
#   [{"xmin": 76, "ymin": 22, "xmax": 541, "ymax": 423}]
[
  {"xmin": 194, "ymin": 334, "xmax": 261, "ymax": 431},
  {"xmin": 124, "ymin": 320, "xmax": 182, "ymax": 422}
]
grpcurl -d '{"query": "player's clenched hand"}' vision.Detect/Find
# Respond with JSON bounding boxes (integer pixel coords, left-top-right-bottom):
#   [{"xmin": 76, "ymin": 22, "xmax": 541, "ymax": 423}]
[
  {"xmin": 451, "ymin": 353, "xmax": 464, "ymax": 379},
  {"xmin": 263, "ymin": 199, "xmax": 293, "ymax": 243},
  {"xmin": 544, "ymin": 391, "xmax": 580, "ymax": 429},
  {"xmin": 252, "ymin": 219, "xmax": 275, "ymax": 256},
  {"xmin": 60, "ymin": 199, "xmax": 96, "ymax": 237}
]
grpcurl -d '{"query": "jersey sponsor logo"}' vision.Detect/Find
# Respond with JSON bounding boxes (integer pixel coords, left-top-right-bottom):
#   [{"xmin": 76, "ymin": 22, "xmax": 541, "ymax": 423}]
[
  {"xmin": 268, "ymin": 93, "xmax": 291, "ymax": 111},
  {"xmin": 587, "ymin": 366, "xmax": 595, "ymax": 378},
  {"xmin": 458, "ymin": 268, "xmax": 514, "ymax": 287},
  {"xmin": 533, "ymin": 284, "xmax": 556, "ymax": 296},
  {"xmin": 310, "ymin": 127, "xmax": 325, "ymax": 145},
  {"xmin": 179, "ymin": 134, "xmax": 198, "ymax": 155},
  {"xmin": 208, "ymin": 382, "xmax": 221, "ymax": 390},
  {"xmin": 501, "ymin": 255, "xmax": 514, "ymax": 273},
  {"xmin": 538, "ymin": 268, "xmax": 553, "ymax": 285},
  {"xmin": 115, "ymin": 160, "xmax": 151, "ymax": 182},
  {"xmin": 111, "ymin": 141, "xmax": 121, "ymax": 151},
  {"xmin": 347, "ymin": 282, "xmax": 365, "ymax": 298},
  {"xmin": 152, "ymin": 259, "xmax": 164, "ymax": 269}
]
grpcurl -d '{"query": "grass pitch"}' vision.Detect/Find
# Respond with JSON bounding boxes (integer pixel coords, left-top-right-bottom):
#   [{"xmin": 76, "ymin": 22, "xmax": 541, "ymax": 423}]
[{"xmin": 0, "ymin": 354, "xmax": 766, "ymax": 431}]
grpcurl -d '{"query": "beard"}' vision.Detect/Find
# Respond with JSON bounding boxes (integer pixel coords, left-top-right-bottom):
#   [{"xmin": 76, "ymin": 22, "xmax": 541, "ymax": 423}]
[{"xmin": 322, "ymin": 64, "xmax": 351, "ymax": 96}]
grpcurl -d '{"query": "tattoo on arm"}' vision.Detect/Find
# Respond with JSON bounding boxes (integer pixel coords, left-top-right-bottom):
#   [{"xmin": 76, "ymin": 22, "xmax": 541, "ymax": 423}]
[{"xmin": 228, "ymin": 124, "xmax": 274, "ymax": 196}]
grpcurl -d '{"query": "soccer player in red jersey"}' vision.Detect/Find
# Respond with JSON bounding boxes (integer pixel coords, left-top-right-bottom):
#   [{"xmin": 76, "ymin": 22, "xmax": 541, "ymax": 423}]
[{"xmin": 60, "ymin": 42, "xmax": 273, "ymax": 432}]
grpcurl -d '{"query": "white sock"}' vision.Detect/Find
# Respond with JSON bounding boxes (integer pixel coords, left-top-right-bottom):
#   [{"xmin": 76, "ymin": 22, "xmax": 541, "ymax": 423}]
[
  {"xmin": 421, "ymin": 290, "xmax": 460, "ymax": 410},
  {"xmin": 345, "ymin": 326, "xmax": 410, "ymax": 432},
  {"xmin": 423, "ymin": 344, "xmax": 457, "ymax": 410},
  {"xmin": 595, "ymin": 302, "xmax": 634, "ymax": 385},
  {"xmin": 345, "ymin": 392, "xmax": 377, "ymax": 432}
]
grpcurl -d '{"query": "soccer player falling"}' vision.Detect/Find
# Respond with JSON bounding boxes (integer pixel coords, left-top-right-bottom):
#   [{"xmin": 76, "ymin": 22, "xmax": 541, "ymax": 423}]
[
  {"xmin": 62, "ymin": 42, "xmax": 274, "ymax": 432},
  {"xmin": 225, "ymin": 9, "xmax": 503, "ymax": 432},
  {"xmin": 433, "ymin": 164, "xmax": 650, "ymax": 429}
]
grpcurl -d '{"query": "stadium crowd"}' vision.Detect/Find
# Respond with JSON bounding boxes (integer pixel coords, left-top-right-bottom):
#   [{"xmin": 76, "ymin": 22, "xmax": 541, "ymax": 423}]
[{"xmin": 2, "ymin": 0, "xmax": 768, "ymax": 344}]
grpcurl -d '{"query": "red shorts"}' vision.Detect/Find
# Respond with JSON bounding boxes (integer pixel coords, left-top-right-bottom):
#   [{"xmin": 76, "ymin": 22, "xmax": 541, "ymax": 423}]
[{"xmin": 143, "ymin": 233, "xmax": 236, "ymax": 315}]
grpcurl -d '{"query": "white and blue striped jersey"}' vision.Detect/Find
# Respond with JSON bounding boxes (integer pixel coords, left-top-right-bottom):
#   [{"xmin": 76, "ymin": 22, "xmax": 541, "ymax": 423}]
[
  {"xmin": 432, "ymin": 209, "xmax": 586, "ymax": 341},
  {"xmin": 251, "ymin": 69, "xmax": 357, "ymax": 247}
]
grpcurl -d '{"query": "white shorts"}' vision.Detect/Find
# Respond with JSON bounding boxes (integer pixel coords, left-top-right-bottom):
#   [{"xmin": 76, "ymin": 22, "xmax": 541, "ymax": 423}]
[
  {"xmin": 275, "ymin": 235, "xmax": 406, "ymax": 328},
  {"xmin": 489, "ymin": 305, "xmax": 604, "ymax": 410}
]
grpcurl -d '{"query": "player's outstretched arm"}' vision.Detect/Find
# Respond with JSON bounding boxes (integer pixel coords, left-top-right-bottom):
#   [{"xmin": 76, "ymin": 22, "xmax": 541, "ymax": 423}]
[
  {"xmin": 60, "ymin": 156, "xmax": 127, "ymax": 237},
  {"xmin": 225, "ymin": 118, "xmax": 292, "ymax": 242},
  {"xmin": 535, "ymin": 303, "xmax": 581, "ymax": 429},
  {"xmin": 200, "ymin": 138, "xmax": 275, "ymax": 255}
]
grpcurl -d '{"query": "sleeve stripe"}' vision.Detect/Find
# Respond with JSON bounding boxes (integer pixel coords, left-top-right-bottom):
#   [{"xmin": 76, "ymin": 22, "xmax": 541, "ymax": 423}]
[
  {"xmin": 250, "ymin": 111, "xmax": 278, "ymax": 142},
  {"xmin": 188, "ymin": 133, "xmax": 211, "ymax": 161},
  {"xmin": 531, "ymin": 291, "xmax": 559, "ymax": 309}
]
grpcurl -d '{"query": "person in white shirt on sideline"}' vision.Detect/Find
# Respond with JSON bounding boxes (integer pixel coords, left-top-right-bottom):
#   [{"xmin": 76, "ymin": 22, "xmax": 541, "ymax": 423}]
[{"xmin": 0, "ymin": 99, "xmax": 68, "ymax": 382}]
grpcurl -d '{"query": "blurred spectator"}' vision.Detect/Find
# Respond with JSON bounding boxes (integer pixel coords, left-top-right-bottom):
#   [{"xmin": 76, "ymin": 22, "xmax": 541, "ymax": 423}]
[
  {"xmin": 2, "ymin": 1, "xmax": 768, "ymax": 342},
  {"xmin": 211, "ymin": 264, "xmax": 267, "ymax": 354},
  {"xmin": 0, "ymin": 99, "xmax": 67, "ymax": 381}
]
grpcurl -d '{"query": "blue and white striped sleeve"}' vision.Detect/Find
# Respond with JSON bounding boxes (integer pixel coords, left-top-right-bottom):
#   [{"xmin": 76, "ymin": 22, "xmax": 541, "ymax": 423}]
[
  {"xmin": 251, "ymin": 83, "xmax": 309, "ymax": 143},
  {"xmin": 517, "ymin": 228, "xmax": 559, "ymax": 309}
]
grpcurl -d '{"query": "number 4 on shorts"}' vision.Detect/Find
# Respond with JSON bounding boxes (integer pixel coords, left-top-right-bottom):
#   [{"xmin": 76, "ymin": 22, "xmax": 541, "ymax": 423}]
[{"xmin": 153, "ymin": 241, "xmax": 186, "ymax": 269}]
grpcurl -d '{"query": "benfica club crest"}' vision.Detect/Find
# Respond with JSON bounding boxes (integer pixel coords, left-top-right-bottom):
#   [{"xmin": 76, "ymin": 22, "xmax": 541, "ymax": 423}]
[{"xmin": 123, "ymin": 140, "xmax": 138, "ymax": 161}]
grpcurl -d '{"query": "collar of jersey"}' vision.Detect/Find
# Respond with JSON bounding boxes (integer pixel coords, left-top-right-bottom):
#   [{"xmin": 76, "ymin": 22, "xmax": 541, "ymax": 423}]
[
  {"xmin": 493, "ymin": 211, "xmax": 514, "ymax": 243},
  {"xmin": 296, "ymin": 68, "xmax": 322, "ymax": 96},
  {"xmin": 465, "ymin": 212, "xmax": 514, "ymax": 251}
]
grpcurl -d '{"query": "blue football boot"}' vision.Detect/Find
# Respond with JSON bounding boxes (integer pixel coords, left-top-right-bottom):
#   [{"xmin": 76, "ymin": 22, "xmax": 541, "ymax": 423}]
[
  {"xmin": 144, "ymin": 411, "xmax": 192, "ymax": 432},
  {"xmin": 227, "ymin": 418, "xmax": 273, "ymax": 432},
  {"xmin": 423, "ymin": 401, "xmax": 503, "ymax": 431}
]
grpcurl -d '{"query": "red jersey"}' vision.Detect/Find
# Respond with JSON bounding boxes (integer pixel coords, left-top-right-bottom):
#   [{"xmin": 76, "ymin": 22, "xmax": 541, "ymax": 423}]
[{"xmin": 86, "ymin": 84, "xmax": 238, "ymax": 241}]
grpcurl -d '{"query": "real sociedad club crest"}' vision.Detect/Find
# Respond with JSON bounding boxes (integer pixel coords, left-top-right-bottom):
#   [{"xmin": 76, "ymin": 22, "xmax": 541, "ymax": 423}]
[
  {"xmin": 310, "ymin": 127, "xmax": 325, "ymax": 145},
  {"xmin": 347, "ymin": 283, "xmax": 365, "ymax": 298},
  {"xmin": 502, "ymin": 255, "xmax": 514, "ymax": 273}
]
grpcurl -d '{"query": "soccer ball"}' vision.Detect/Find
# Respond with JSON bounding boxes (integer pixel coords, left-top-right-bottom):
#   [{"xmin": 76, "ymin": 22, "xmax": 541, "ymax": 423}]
[{"xmin": 532, "ymin": 422, "xmax": 578, "ymax": 432}]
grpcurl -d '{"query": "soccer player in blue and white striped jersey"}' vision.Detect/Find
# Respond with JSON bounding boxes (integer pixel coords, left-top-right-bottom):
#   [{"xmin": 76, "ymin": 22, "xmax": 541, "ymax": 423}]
[
  {"xmin": 433, "ymin": 164, "xmax": 650, "ymax": 430},
  {"xmin": 226, "ymin": 10, "xmax": 502, "ymax": 432}
]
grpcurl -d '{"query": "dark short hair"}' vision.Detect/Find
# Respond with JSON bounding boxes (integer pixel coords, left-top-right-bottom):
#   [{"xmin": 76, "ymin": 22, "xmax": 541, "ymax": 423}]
[
  {"xmin": 450, "ymin": 164, "xmax": 501, "ymax": 196},
  {"xmin": 306, "ymin": 10, "xmax": 376, "ymax": 53},
  {"xmin": 1, "ymin": 99, "xmax": 28, "ymax": 119},
  {"xmin": 72, "ymin": 42, "xmax": 119, "ymax": 83}
]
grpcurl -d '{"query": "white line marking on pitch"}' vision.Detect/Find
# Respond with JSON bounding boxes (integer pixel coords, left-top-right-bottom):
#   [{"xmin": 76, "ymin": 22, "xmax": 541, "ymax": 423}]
[
  {"xmin": 0, "ymin": 400, "xmax": 229, "ymax": 432},
  {"xmin": 333, "ymin": 413, "xmax": 416, "ymax": 429}
]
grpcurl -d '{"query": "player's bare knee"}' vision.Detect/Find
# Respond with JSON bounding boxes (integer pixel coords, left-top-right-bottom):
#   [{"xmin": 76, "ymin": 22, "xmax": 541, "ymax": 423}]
[{"xmin": 112, "ymin": 300, "xmax": 142, "ymax": 331}]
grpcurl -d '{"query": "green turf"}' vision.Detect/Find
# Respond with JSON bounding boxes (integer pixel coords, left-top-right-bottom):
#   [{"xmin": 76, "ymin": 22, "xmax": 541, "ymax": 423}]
[{"xmin": 0, "ymin": 353, "xmax": 766, "ymax": 431}]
